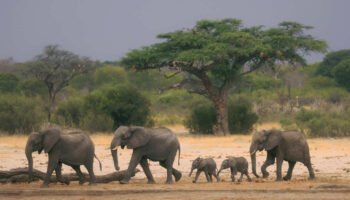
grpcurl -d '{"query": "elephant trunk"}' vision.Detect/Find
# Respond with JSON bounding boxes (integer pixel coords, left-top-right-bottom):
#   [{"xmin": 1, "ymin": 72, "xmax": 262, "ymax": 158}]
[
  {"xmin": 110, "ymin": 138, "xmax": 120, "ymax": 171},
  {"xmin": 250, "ymin": 142, "xmax": 259, "ymax": 178},
  {"xmin": 25, "ymin": 141, "xmax": 33, "ymax": 183},
  {"xmin": 217, "ymin": 168, "xmax": 222, "ymax": 176},
  {"xmin": 111, "ymin": 149, "xmax": 120, "ymax": 171}
]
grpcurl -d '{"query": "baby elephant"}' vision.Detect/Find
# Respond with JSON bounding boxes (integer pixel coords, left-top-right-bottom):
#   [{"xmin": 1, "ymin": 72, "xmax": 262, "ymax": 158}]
[
  {"xmin": 189, "ymin": 157, "xmax": 219, "ymax": 183},
  {"xmin": 218, "ymin": 157, "xmax": 252, "ymax": 182}
]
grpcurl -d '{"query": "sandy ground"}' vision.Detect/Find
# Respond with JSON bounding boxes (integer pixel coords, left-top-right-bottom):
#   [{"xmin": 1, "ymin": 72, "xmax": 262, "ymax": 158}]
[{"xmin": 0, "ymin": 124, "xmax": 350, "ymax": 199}]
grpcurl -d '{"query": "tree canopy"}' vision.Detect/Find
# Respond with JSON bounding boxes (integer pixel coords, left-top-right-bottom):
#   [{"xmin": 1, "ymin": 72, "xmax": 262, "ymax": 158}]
[{"xmin": 121, "ymin": 19, "xmax": 327, "ymax": 135}]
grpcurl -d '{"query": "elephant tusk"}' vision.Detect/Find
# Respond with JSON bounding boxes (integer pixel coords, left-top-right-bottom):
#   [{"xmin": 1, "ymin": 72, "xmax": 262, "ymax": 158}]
[{"xmin": 111, "ymin": 146, "xmax": 118, "ymax": 151}]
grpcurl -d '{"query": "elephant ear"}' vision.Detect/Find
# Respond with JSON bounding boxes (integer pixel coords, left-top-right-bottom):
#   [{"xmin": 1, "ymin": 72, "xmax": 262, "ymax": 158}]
[
  {"xmin": 43, "ymin": 129, "xmax": 61, "ymax": 153},
  {"xmin": 127, "ymin": 127, "xmax": 151, "ymax": 149},
  {"xmin": 264, "ymin": 129, "xmax": 282, "ymax": 151}
]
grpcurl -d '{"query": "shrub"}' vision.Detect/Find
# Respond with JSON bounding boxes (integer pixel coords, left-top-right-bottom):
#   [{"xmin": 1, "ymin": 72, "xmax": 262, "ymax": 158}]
[
  {"xmin": 333, "ymin": 59, "xmax": 350, "ymax": 91},
  {"xmin": 94, "ymin": 65, "xmax": 127, "ymax": 88},
  {"xmin": 228, "ymin": 102, "xmax": 258, "ymax": 134},
  {"xmin": 53, "ymin": 96, "xmax": 84, "ymax": 127},
  {"xmin": 282, "ymin": 108, "xmax": 350, "ymax": 137},
  {"xmin": 0, "ymin": 73, "xmax": 19, "ymax": 93},
  {"xmin": 19, "ymin": 79, "xmax": 47, "ymax": 97},
  {"xmin": 84, "ymin": 85, "xmax": 152, "ymax": 129},
  {"xmin": 0, "ymin": 95, "xmax": 46, "ymax": 134},
  {"xmin": 184, "ymin": 99, "xmax": 258, "ymax": 135},
  {"xmin": 80, "ymin": 112, "xmax": 114, "ymax": 132}
]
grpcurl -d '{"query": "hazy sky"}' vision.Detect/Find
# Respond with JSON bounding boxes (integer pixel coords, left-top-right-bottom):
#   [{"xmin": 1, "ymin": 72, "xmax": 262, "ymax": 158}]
[{"xmin": 1, "ymin": 0, "xmax": 349, "ymax": 63}]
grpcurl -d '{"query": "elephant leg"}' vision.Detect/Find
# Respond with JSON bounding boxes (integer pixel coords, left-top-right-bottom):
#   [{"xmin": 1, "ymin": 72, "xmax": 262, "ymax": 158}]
[
  {"xmin": 204, "ymin": 170, "xmax": 211, "ymax": 182},
  {"xmin": 55, "ymin": 162, "xmax": 69, "ymax": 185},
  {"xmin": 159, "ymin": 161, "xmax": 182, "ymax": 182},
  {"xmin": 230, "ymin": 167, "xmax": 235, "ymax": 182},
  {"xmin": 72, "ymin": 165, "xmax": 86, "ymax": 185},
  {"xmin": 209, "ymin": 173, "xmax": 213, "ymax": 182},
  {"xmin": 245, "ymin": 170, "xmax": 252, "ymax": 182},
  {"xmin": 193, "ymin": 170, "xmax": 201, "ymax": 183},
  {"xmin": 275, "ymin": 155, "xmax": 283, "ymax": 181},
  {"xmin": 41, "ymin": 155, "xmax": 59, "ymax": 188},
  {"xmin": 140, "ymin": 157, "xmax": 155, "ymax": 184},
  {"xmin": 238, "ymin": 172, "xmax": 244, "ymax": 182},
  {"xmin": 304, "ymin": 161, "xmax": 315, "ymax": 179},
  {"xmin": 261, "ymin": 153, "xmax": 275, "ymax": 178},
  {"xmin": 283, "ymin": 161, "xmax": 296, "ymax": 181},
  {"xmin": 84, "ymin": 162, "xmax": 96, "ymax": 185},
  {"xmin": 213, "ymin": 170, "xmax": 220, "ymax": 182},
  {"xmin": 121, "ymin": 151, "xmax": 142, "ymax": 184}
]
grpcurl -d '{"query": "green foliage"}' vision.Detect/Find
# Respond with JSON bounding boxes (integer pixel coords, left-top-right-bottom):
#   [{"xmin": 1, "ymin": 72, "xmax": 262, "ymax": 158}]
[
  {"xmin": 0, "ymin": 73, "xmax": 19, "ymax": 93},
  {"xmin": 306, "ymin": 76, "xmax": 337, "ymax": 89},
  {"xmin": 316, "ymin": 49, "xmax": 350, "ymax": 77},
  {"xmin": 228, "ymin": 102, "xmax": 258, "ymax": 134},
  {"xmin": 53, "ymin": 96, "xmax": 84, "ymax": 127},
  {"xmin": 185, "ymin": 99, "xmax": 258, "ymax": 135},
  {"xmin": 70, "ymin": 73, "xmax": 95, "ymax": 91},
  {"xmin": 79, "ymin": 112, "xmax": 114, "ymax": 132},
  {"xmin": 94, "ymin": 65, "xmax": 127, "ymax": 88},
  {"xmin": 333, "ymin": 59, "xmax": 350, "ymax": 91},
  {"xmin": 84, "ymin": 85, "xmax": 152, "ymax": 129},
  {"xmin": 0, "ymin": 95, "xmax": 46, "ymax": 134},
  {"xmin": 184, "ymin": 100, "xmax": 217, "ymax": 134},
  {"xmin": 19, "ymin": 79, "xmax": 47, "ymax": 97},
  {"xmin": 280, "ymin": 109, "xmax": 350, "ymax": 137}
]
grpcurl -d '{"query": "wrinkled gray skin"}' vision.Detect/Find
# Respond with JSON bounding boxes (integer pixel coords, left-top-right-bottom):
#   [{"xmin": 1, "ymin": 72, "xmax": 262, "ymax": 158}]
[
  {"xmin": 25, "ymin": 129, "xmax": 101, "ymax": 188},
  {"xmin": 189, "ymin": 157, "xmax": 219, "ymax": 183},
  {"xmin": 218, "ymin": 157, "xmax": 252, "ymax": 182},
  {"xmin": 249, "ymin": 129, "xmax": 315, "ymax": 181},
  {"xmin": 110, "ymin": 126, "xmax": 181, "ymax": 184}
]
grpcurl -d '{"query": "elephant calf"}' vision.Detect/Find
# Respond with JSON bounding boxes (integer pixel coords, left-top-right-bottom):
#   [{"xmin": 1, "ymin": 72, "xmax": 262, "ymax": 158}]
[
  {"xmin": 218, "ymin": 157, "xmax": 252, "ymax": 182},
  {"xmin": 189, "ymin": 157, "xmax": 219, "ymax": 183}
]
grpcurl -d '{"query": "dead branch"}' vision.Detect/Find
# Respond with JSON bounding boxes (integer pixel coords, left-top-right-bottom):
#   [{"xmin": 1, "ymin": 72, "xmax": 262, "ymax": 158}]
[{"xmin": 0, "ymin": 168, "xmax": 140, "ymax": 184}]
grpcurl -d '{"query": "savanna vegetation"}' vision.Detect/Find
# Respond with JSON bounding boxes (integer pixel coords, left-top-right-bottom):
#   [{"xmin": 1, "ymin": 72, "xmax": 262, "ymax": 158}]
[{"xmin": 0, "ymin": 19, "xmax": 349, "ymax": 137}]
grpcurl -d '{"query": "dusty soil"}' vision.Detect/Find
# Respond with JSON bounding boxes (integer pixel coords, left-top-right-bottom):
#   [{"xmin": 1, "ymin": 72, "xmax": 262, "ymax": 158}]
[{"xmin": 0, "ymin": 124, "xmax": 350, "ymax": 199}]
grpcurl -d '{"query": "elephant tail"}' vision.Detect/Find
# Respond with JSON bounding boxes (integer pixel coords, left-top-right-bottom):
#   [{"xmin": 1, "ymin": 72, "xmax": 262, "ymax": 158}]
[
  {"xmin": 94, "ymin": 154, "xmax": 102, "ymax": 171},
  {"xmin": 178, "ymin": 147, "xmax": 181, "ymax": 166}
]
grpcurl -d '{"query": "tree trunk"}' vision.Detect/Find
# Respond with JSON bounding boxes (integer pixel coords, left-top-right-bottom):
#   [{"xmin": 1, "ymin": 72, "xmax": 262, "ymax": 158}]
[
  {"xmin": 0, "ymin": 168, "xmax": 140, "ymax": 184},
  {"xmin": 214, "ymin": 98, "xmax": 230, "ymax": 136},
  {"xmin": 47, "ymin": 90, "xmax": 56, "ymax": 122}
]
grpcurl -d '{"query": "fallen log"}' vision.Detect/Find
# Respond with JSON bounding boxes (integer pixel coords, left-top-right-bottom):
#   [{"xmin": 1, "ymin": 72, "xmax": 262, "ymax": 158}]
[{"xmin": 0, "ymin": 168, "xmax": 140, "ymax": 184}]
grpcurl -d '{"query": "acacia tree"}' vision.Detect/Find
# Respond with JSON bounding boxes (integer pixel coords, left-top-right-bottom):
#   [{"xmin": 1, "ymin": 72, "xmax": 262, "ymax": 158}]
[
  {"xmin": 122, "ymin": 19, "xmax": 327, "ymax": 135},
  {"xmin": 26, "ymin": 45, "xmax": 99, "ymax": 120}
]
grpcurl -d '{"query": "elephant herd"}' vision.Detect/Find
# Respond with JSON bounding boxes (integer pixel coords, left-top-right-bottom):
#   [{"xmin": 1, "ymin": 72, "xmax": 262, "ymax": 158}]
[{"xmin": 25, "ymin": 126, "xmax": 315, "ymax": 188}]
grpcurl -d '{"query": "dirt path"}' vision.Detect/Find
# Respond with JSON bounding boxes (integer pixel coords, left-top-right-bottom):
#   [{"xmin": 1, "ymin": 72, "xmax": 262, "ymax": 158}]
[{"xmin": 1, "ymin": 125, "xmax": 350, "ymax": 199}]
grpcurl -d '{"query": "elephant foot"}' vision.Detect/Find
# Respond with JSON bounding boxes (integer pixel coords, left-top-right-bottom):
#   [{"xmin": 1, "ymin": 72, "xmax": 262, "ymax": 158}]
[
  {"xmin": 79, "ymin": 180, "xmax": 86, "ymax": 185},
  {"xmin": 192, "ymin": 180, "xmax": 196, "ymax": 183},
  {"xmin": 147, "ymin": 180, "xmax": 156, "ymax": 184},
  {"xmin": 40, "ymin": 183, "xmax": 49, "ymax": 188},
  {"xmin": 174, "ymin": 172, "xmax": 182, "ymax": 182},
  {"xmin": 88, "ymin": 182, "xmax": 97, "ymax": 186},
  {"xmin": 283, "ymin": 176, "xmax": 291, "ymax": 181},
  {"xmin": 262, "ymin": 172, "xmax": 269, "ymax": 178},
  {"xmin": 238, "ymin": 179, "xmax": 242, "ymax": 182},
  {"xmin": 120, "ymin": 179, "xmax": 129, "ymax": 184},
  {"xmin": 165, "ymin": 180, "xmax": 173, "ymax": 184},
  {"xmin": 276, "ymin": 177, "xmax": 282, "ymax": 181}
]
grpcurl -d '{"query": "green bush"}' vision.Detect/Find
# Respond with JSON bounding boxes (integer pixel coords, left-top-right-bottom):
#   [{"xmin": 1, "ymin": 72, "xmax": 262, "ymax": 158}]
[
  {"xmin": 0, "ymin": 73, "xmax": 19, "ymax": 93},
  {"xmin": 19, "ymin": 79, "xmax": 47, "ymax": 97},
  {"xmin": 228, "ymin": 102, "xmax": 258, "ymax": 134},
  {"xmin": 333, "ymin": 59, "xmax": 350, "ymax": 91},
  {"xmin": 184, "ymin": 99, "xmax": 258, "ymax": 135},
  {"xmin": 0, "ymin": 95, "xmax": 46, "ymax": 134},
  {"xmin": 184, "ymin": 101, "xmax": 217, "ymax": 134},
  {"xmin": 53, "ymin": 96, "xmax": 84, "ymax": 127},
  {"xmin": 94, "ymin": 65, "xmax": 127, "ymax": 88},
  {"xmin": 80, "ymin": 112, "xmax": 114, "ymax": 132},
  {"xmin": 281, "ymin": 108, "xmax": 350, "ymax": 137},
  {"xmin": 84, "ymin": 85, "xmax": 153, "ymax": 129}
]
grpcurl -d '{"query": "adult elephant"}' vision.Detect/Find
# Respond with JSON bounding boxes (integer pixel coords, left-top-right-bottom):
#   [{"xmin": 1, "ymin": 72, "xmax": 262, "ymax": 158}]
[
  {"xmin": 25, "ymin": 128, "xmax": 101, "ymax": 188},
  {"xmin": 249, "ymin": 129, "xmax": 315, "ymax": 181},
  {"xmin": 110, "ymin": 126, "xmax": 182, "ymax": 184}
]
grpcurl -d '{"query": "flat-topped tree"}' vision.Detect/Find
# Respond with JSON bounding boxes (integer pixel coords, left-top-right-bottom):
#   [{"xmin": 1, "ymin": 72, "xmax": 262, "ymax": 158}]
[
  {"xmin": 122, "ymin": 19, "xmax": 327, "ymax": 136},
  {"xmin": 25, "ymin": 45, "xmax": 100, "ymax": 121}
]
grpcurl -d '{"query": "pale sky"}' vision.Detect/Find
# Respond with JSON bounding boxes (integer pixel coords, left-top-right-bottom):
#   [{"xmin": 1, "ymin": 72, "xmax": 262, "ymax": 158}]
[{"xmin": 1, "ymin": 0, "xmax": 349, "ymax": 63}]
